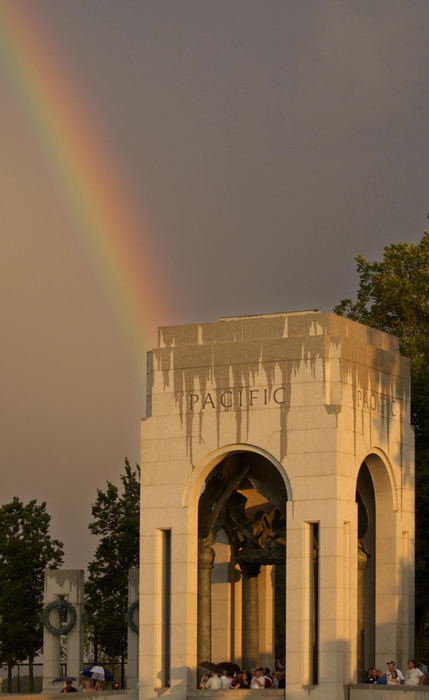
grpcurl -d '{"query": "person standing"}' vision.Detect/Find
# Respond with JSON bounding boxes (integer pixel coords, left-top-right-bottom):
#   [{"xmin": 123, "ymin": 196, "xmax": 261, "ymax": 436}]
[
  {"xmin": 61, "ymin": 680, "xmax": 77, "ymax": 693},
  {"xmin": 405, "ymin": 660, "xmax": 425, "ymax": 686}
]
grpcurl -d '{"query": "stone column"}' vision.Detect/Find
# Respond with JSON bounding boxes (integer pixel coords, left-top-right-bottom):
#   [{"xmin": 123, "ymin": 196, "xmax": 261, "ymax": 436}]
[
  {"xmin": 241, "ymin": 564, "xmax": 260, "ymax": 671},
  {"xmin": 357, "ymin": 543, "xmax": 368, "ymax": 682},
  {"xmin": 197, "ymin": 537, "xmax": 215, "ymax": 668},
  {"xmin": 311, "ymin": 535, "xmax": 319, "ymax": 685},
  {"xmin": 42, "ymin": 604, "xmax": 61, "ymax": 690},
  {"xmin": 127, "ymin": 567, "xmax": 139, "ymax": 690}
]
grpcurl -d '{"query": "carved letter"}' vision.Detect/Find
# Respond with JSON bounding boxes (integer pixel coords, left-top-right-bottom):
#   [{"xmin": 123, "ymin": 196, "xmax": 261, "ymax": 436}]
[
  {"xmin": 221, "ymin": 390, "xmax": 232, "ymax": 408},
  {"xmin": 190, "ymin": 393, "xmax": 199, "ymax": 411},
  {"xmin": 274, "ymin": 387, "xmax": 286, "ymax": 404},
  {"xmin": 357, "ymin": 389, "xmax": 362, "ymax": 407},
  {"xmin": 391, "ymin": 398, "xmax": 397, "ymax": 417},
  {"xmin": 202, "ymin": 393, "xmax": 215, "ymax": 409},
  {"xmin": 249, "ymin": 389, "xmax": 259, "ymax": 406},
  {"xmin": 264, "ymin": 388, "xmax": 268, "ymax": 405}
]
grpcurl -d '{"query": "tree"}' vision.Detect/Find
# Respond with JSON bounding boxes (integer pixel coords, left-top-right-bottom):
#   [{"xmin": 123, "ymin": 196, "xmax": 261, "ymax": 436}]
[
  {"xmin": 85, "ymin": 459, "xmax": 140, "ymax": 686},
  {"xmin": 0, "ymin": 497, "xmax": 64, "ymax": 691},
  {"xmin": 334, "ymin": 229, "xmax": 429, "ymax": 653}
]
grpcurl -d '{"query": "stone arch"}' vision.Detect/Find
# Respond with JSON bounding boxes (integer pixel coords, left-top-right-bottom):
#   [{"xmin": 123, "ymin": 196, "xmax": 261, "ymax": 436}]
[
  {"xmin": 357, "ymin": 446, "xmax": 398, "ymax": 511},
  {"xmin": 183, "ymin": 442, "xmax": 293, "ymax": 511},
  {"xmin": 186, "ymin": 444, "xmax": 290, "ymax": 678},
  {"xmin": 356, "ymin": 449, "xmax": 398, "ymax": 673}
]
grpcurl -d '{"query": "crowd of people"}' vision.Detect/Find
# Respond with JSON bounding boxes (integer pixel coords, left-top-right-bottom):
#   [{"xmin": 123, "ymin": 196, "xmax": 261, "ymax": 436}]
[
  {"xmin": 200, "ymin": 667, "xmax": 285, "ymax": 690},
  {"xmin": 366, "ymin": 660, "xmax": 427, "ymax": 686},
  {"xmin": 200, "ymin": 659, "xmax": 429, "ymax": 690},
  {"xmin": 60, "ymin": 678, "xmax": 105, "ymax": 693}
]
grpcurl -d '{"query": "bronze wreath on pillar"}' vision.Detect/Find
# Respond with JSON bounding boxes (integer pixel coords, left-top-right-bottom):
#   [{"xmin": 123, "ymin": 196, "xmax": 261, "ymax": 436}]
[
  {"xmin": 125, "ymin": 599, "xmax": 139, "ymax": 633},
  {"xmin": 41, "ymin": 600, "xmax": 77, "ymax": 635}
]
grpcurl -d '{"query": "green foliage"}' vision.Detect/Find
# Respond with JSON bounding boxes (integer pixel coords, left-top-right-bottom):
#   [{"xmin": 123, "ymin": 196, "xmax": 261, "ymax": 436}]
[
  {"xmin": 334, "ymin": 233, "xmax": 429, "ymax": 366},
  {"xmin": 85, "ymin": 459, "xmax": 140, "ymax": 664},
  {"xmin": 334, "ymin": 230, "xmax": 429, "ymax": 650},
  {"xmin": 0, "ymin": 498, "xmax": 64, "ymax": 686}
]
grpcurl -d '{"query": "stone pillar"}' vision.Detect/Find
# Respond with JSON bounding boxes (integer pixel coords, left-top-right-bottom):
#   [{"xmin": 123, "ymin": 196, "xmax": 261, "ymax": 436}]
[
  {"xmin": 258, "ymin": 565, "xmax": 275, "ymax": 670},
  {"xmin": 42, "ymin": 602, "xmax": 61, "ymax": 689},
  {"xmin": 311, "ymin": 534, "xmax": 319, "ymax": 685},
  {"xmin": 42, "ymin": 570, "xmax": 84, "ymax": 692},
  {"xmin": 127, "ymin": 568, "xmax": 139, "ymax": 689},
  {"xmin": 197, "ymin": 537, "xmax": 215, "ymax": 668},
  {"xmin": 241, "ymin": 565, "xmax": 260, "ymax": 670},
  {"xmin": 357, "ymin": 543, "xmax": 369, "ymax": 682}
]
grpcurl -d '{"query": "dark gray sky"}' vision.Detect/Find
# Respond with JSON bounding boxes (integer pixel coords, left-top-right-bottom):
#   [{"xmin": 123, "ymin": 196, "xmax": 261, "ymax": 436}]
[{"xmin": 1, "ymin": 0, "xmax": 427, "ymax": 568}]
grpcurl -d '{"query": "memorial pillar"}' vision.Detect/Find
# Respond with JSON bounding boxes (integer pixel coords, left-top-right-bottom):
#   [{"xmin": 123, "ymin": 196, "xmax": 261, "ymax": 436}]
[{"xmin": 42, "ymin": 570, "xmax": 84, "ymax": 692}]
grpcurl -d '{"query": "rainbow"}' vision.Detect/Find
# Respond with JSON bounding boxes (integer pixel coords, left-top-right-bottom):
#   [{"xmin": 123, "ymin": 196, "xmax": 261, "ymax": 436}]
[{"xmin": 0, "ymin": 2, "xmax": 175, "ymax": 377}]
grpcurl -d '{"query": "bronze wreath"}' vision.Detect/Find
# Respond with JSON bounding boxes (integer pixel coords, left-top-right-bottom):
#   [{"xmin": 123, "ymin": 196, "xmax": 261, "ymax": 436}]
[
  {"xmin": 41, "ymin": 600, "xmax": 77, "ymax": 635},
  {"xmin": 125, "ymin": 600, "xmax": 139, "ymax": 634}
]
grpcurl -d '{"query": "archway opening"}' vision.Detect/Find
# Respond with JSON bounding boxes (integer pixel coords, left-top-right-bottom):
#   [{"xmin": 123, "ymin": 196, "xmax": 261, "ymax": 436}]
[
  {"xmin": 197, "ymin": 450, "xmax": 287, "ymax": 681},
  {"xmin": 356, "ymin": 452, "xmax": 397, "ymax": 679},
  {"xmin": 356, "ymin": 461, "xmax": 376, "ymax": 681}
]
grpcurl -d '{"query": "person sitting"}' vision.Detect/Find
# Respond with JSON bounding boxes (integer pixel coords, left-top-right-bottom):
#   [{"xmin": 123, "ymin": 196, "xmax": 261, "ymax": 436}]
[
  {"xmin": 366, "ymin": 667, "xmax": 377, "ymax": 683},
  {"xmin": 375, "ymin": 669, "xmax": 387, "ymax": 684},
  {"xmin": 405, "ymin": 659, "xmax": 425, "ymax": 686}
]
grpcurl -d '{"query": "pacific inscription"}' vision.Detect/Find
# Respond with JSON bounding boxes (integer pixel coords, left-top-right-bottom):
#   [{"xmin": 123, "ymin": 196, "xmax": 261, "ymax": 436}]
[
  {"xmin": 189, "ymin": 386, "xmax": 287, "ymax": 411},
  {"xmin": 356, "ymin": 389, "xmax": 398, "ymax": 416}
]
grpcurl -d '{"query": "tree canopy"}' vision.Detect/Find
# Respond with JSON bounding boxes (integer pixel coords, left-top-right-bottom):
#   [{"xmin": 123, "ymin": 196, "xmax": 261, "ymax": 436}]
[
  {"xmin": 85, "ymin": 459, "xmax": 140, "ymax": 683},
  {"xmin": 0, "ymin": 497, "xmax": 64, "ymax": 690},
  {"xmin": 334, "ymin": 229, "xmax": 429, "ymax": 652}
]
